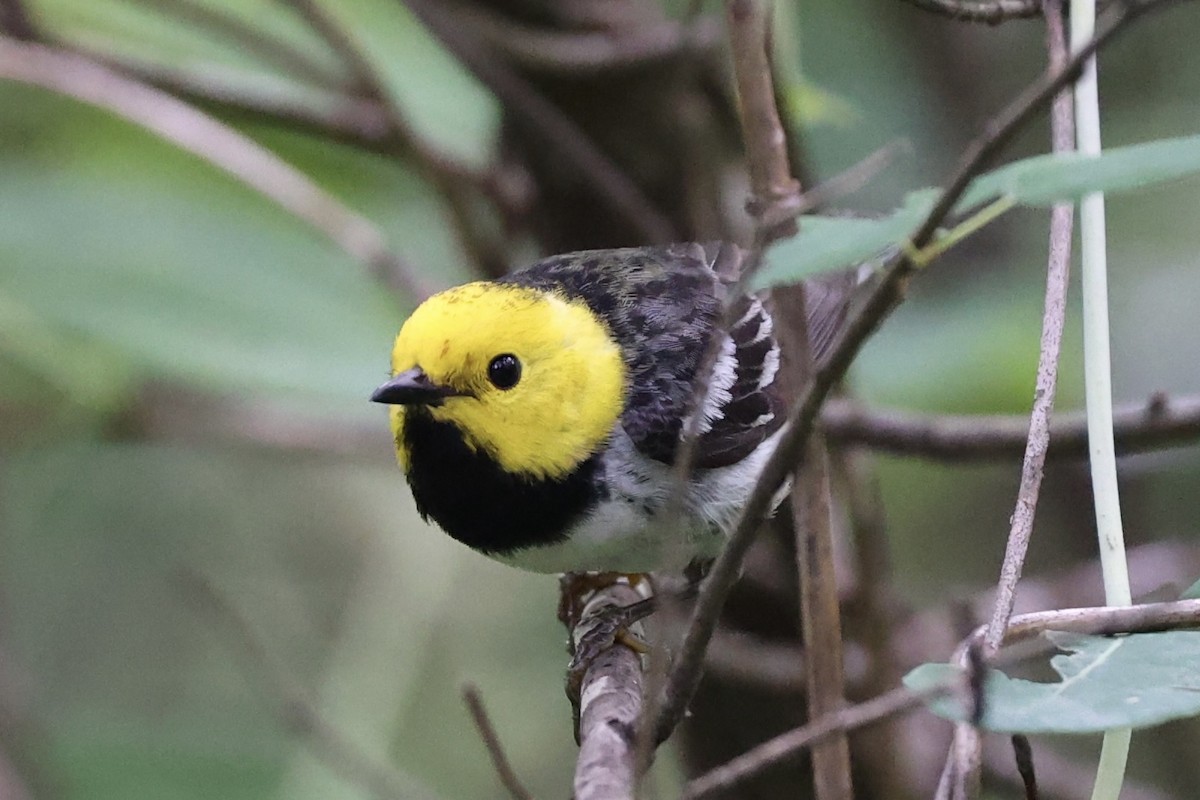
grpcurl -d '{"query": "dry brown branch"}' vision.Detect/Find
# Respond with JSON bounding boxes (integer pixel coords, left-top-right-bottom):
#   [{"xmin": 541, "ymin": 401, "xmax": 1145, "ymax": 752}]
[
  {"xmin": 897, "ymin": 0, "xmax": 1043, "ymax": 23},
  {"xmin": 985, "ymin": 0, "xmax": 1076, "ymax": 657},
  {"xmin": 943, "ymin": 5, "xmax": 1079, "ymax": 792},
  {"xmin": 683, "ymin": 597, "xmax": 1200, "ymax": 799},
  {"xmin": 461, "ymin": 685, "xmax": 535, "ymax": 800},
  {"xmin": 776, "ymin": 287, "xmax": 853, "ymax": 799},
  {"xmin": 447, "ymin": 0, "xmax": 721, "ymax": 75},
  {"xmin": 275, "ymin": 0, "xmax": 380, "ymax": 94},
  {"xmin": 0, "ymin": 37, "xmax": 429, "ymax": 300},
  {"xmin": 981, "ymin": 735, "xmax": 1170, "ymax": 800},
  {"xmin": 401, "ymin": 0, "xmax": 677, "ymax": 245},
  {"xmin": 831, "ymin": 448, "xmax": 916, "ymax": 797},
  {"xmin": 0, "ymin": 0, "xmax": 35, "ymax": 40},
  {"xmin": 725, "ymin": 0, "xmax": 802, "ymax": 234},
  {"xmin": 129, "ymin": 0, "xmax": 344, "ymax": 89},
  {"xmin": 682, "ymin": 682, "xmax": 937, "ymax": 800},
  {"xmin": 569, "ymin": 583, "xmax": 646, "ymax": 800},
  {"xmin": 821, "ymin": 393, "xmax": 1200, "ymax": 460},
  {"xmin": 791, "ymin": 446, "xmax": 854, "ymax": 800},
  {"xmin": 652, "ymin": 0, "xmax": 1179, "ymax": 749},
  {"xmin": 274, "ymin": 0, "xmax": 507, "ymax": 278},
  {"xmin": 1011, "ymin": 734, "xmax": 1038, "ymax": 800}
]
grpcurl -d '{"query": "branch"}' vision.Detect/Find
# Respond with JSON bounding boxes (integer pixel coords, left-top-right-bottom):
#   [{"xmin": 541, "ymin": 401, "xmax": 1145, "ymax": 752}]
[
  {"xmin": 821, "ymin": 393, "xmax": 1200, "ymax": 460},
  {"xmin": 985, "ymin": 0, "xmax": 1076, "ymax": 654},
  {"xmin": 652, "ymin": 0, "xmax": 1180, "ymax": 748},
  {"xmin": 461, "ymin": 685, "xmax": 535, "ymax": 800},
  {"xmin": 944, "ymin": 4, "xmax": 1079, "ymax": 791},
  {"xmin": 0, "ymin": 0, "xmax": 35, "ymax": 40},
  {"xmin": 446, "ymin": 0, "xmax": 721, "ymax": 75},
  {"xmin": 683, "ymin": 597, "xmax": 1200, "ymax": 799},
  {"xmin": 0, "ymin": 37, "xmax": 430, "ymax": 301},
  {"xmin": 897, "ymin": 0, "xmax": 1043, "ymax": 23},
  {"xmin": 725, "ymin": 0, "xmax": 802, "ymax": 234},
  {"xmin": 64, "ymin": 47, "xmax": 393, "ymax": 140},
  {"xmin": 129, "ymin": 0, "xmax": 345, "ymax": 89},
  {"xmin": 401, "ymin": 0, "xmax": 678, "ymax": 245},
  {"xmin": 775, "ymin": 288, "xmax": 852, "ymax": 799},
  {"xmin": 570, "ymin": 583, "xmax": 646, "ymax": 800},
  {"xmin": 276, "ymin": 0, "xmax": 383, "ymax": 96}
]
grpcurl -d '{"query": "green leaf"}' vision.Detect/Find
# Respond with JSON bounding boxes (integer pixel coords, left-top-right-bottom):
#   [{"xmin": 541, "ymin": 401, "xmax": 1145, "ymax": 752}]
[
  {"xmin": 1182, "ymin": 578, "xmax": 1200, "ymax": 600},
  {"xmin": 959, "ymin": 133, "xmax": 1200, "ymax": 209},
  {"xmin": 750, "ymin": 189, "xmax": 937, "ymax": 290},
  {"xmin": 756, "ymin": 135, "xmax": 1200, "ymax": 292},
  {"xmin": 904, "ymin": 630, "xmax": 1200, "ymax": 734}
]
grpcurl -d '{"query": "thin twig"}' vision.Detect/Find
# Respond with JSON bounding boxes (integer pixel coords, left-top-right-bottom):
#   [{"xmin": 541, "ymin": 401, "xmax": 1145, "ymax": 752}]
[
  {"xmin": 897, "ymin": 0, "xmax": 1043, "ymax": 23},
  {"xmin": 129, "ymin": 0, "xmax": 346, "ymax": 89},
  {"xmin": 822, "ymin": 393, "xmax": 1200, "ymax": 460},
  {"xmin": 652, "ymin": 0, "xmax": 1182, "ymax": 748},
  {"xmin": 776, "ymin": 287, "xmax": 853, "ymax": 799},
  {"xmin": 683, "ymin": 597, "xmax": 1200, "ymax": 799},
  {"xmin": 0, "ymin": 37, "xmax": 429, "ymax": 301},
  {"xmin": 830, "ymin": 448, "xmax": 915, "ymax": 798},
  {"xmin": 791, "ymin": 446, "xmax": 854, "ymax": 800},
  {"xmin": 446, "ymin": 0, "xmax": 721, "ymax": 75},
  {"xmin": 401, "ymin": 0, "xmax": 677, "ymax": 245},
  {"xmin": 642, "ymin": 0, "xmax": 809, "ymax": 767},
  {"xmin": 1012, "ymin": 734, "xmax": 1039, "ymax": 800},
  {"xmin": 276, "ymin": 0, "xmax": 382, "ymax": 95},
  {"xmin": 725, "ymin": 0, "xmax": 802, "ymax": 234},
  {"xmin": 62, "ymin": 46, "xmax": 393, "ymax": 137},
  {"xmin": 273, "ymin": 0, "xmax": 507, "ymax": 278},
  {"xmin": 0, "ymin": 0, "xmax": 35, "ymax": 40},
  {"xmin": 985, "ymin": 0, "xmax": 1077, "ymax": 657},
  {"xmin": 461, "ymin": 685, "xmax": 536, "ymax": 800},
  {"xmin": 945, "ymin": 3, "xmax": 1078, "ymax": 791}
]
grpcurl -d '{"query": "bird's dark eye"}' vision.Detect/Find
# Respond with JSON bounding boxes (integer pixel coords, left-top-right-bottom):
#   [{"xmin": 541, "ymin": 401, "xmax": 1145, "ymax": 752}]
[{"xmin": 487, "ymin": 354, "xmax": 521, "ymax": 389}]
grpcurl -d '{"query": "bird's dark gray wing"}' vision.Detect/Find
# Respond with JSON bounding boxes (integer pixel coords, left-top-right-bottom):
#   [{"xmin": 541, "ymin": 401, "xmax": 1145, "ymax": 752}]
[{"xmin": 504, "ymin": 243, "xmax": 867, "ymax": 470}]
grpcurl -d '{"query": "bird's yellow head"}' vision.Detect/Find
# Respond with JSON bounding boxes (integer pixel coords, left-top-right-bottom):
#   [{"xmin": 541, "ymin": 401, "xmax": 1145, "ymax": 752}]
[{"xmin": 373, "ymin": 282, "xmax": 626, "ymax": 481}]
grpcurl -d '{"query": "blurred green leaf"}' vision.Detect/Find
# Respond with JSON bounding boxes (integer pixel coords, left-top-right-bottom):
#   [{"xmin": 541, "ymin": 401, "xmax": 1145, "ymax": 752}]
[
  {"xmin": 958, "ymin": 133, "xmax": 1200, "ymax": 209},
  {"xmin": 905, "ymin": 631, "xmax": 1200, "ymax": 733},
  {"xmin": 756, "ymin": 135, "xmax": 1200, "ymax": 291},
  {"xmin": 0, "ymin": 84, "xmax": 430, "ymax": 415},
  {"xmin": 0, "ymin": 290, "xmax": 134, "ymax": 412},
  {"xmin": 752, "ymin": 189, "xmax": 938, "ymax": 290}
]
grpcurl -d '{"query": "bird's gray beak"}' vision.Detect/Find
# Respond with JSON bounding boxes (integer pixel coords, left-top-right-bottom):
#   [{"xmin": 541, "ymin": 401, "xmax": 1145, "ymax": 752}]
[{"xmin": 370, "ymin": 367, "xmax": 462, "ymax": 406}]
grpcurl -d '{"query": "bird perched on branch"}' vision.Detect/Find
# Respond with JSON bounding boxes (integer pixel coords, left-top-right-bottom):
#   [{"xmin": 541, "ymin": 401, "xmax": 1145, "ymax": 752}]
[{"xmin": 371, "ymin": 243, "xmax": 867, "ymax": 574}]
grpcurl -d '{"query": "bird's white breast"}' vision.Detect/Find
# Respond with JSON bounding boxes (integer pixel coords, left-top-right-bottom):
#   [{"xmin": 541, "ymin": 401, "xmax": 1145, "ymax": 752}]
[{"xmin": 494, "ymin": 425, "xmax": 786, "ymax": 574}]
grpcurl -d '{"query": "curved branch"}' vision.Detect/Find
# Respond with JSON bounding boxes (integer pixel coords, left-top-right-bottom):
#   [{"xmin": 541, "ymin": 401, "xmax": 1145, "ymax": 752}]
[
  {"xmin": 128, "ymin": 0, "xmax": 345, "ymax": 89},
  {"xmin": 0, "ymin": 37, "xmax": 429, "ymax": 300},
  {"xmin": 462, "ymin": 685, "xmax": 534, "ymax": 800},
  {"xmin": 446, "ymin": 0, "xmax": 721, "ymax": 75},
  {"xmin": 683, "ymin": 597, "xmax": 1200, "ymax": 799},
  {"xmin": 401, "ymin": 0, "xmax": 678, "ymax": 245},
  {"xmin": 821, "ymin": 393, "xmax": 1200, "ymax": 460},
  {"xmin": 897, "ymin": 0, "xmax": 1043, "ymax": 23}
]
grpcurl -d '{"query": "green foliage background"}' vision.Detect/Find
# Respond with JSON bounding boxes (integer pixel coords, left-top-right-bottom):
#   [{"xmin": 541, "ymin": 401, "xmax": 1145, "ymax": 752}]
[{"xmin": 2, "ymin": 1, "xmax": 1200, "ymax": 798}]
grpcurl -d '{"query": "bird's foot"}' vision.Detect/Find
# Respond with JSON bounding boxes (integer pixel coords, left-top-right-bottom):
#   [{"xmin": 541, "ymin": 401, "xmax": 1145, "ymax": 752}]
[{"xmin": 560, "ymin": 572, "xmax": 655, "ymax": 741}]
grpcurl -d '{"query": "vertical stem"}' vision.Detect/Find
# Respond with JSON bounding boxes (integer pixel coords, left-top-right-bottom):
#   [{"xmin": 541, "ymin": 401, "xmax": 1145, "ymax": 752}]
[
  {"xmin": 1071, "ymin": 0, "xmax": 1133, "ymax": 797},
  {"xmin": 1072, "ymin": 0, "xmax": 1132, "ymax": 609}
]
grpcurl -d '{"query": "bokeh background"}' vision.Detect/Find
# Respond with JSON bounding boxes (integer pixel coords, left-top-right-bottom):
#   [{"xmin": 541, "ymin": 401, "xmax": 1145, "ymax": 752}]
[{"xmin": 2, "ymin": 1, "xmax": 1199, "ymax": 798}]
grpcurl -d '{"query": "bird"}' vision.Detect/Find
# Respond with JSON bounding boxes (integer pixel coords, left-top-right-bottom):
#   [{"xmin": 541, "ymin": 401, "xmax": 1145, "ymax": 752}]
[{"xmin": 370, "ymin": 242, "xmax": 867, "ymax": 575}]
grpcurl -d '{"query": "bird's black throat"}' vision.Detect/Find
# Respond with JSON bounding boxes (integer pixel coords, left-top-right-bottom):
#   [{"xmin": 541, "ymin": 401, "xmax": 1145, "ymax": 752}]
[{"xmin": 400, "ymin": 410, "xmax": 600, "ymax": 556}]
